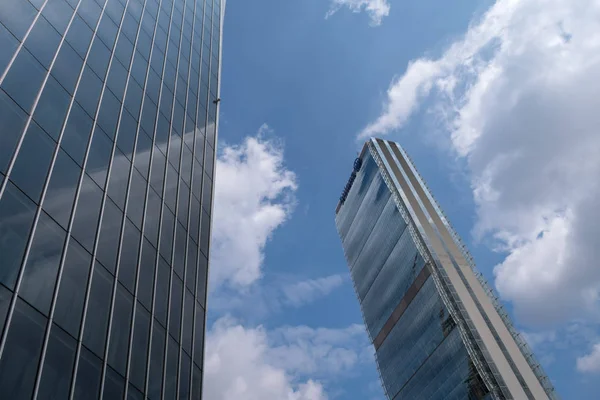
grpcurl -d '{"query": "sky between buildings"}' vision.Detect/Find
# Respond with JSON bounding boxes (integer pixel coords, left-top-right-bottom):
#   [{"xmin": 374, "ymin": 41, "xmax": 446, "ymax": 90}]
[{"xmin": 204, "ymin": 0, "xmax": 600, "ymax": 399}]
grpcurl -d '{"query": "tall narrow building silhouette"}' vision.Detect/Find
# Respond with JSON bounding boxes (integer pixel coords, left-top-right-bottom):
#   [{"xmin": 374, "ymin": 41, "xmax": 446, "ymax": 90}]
[
  {"xmin": 335, "ymin": 138, "xmax": 556, "ymax": 400},
  {"xmin": 0, "ymin": 0, "xmax": 222, "ymax": 398}
]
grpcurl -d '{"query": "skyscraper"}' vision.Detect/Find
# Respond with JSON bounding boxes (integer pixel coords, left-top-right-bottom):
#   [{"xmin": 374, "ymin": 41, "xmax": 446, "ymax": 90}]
[
  {"xmin": 335, "ymin": 138, "xmax": 557, "ymax": 400},
  {"xmin": 0, "ymin": 0, "xmax": 221, "ymax": 398}
]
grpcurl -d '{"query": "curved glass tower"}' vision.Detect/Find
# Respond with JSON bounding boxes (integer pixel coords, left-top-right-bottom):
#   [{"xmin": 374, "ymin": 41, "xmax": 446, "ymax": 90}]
[
  {"xmin": 335, "ymin": 138, "xmax": 557, "ymax": 400},
  {"xmin": 0, "ymin": 0, "xmax": 222, "ymax": 398}
]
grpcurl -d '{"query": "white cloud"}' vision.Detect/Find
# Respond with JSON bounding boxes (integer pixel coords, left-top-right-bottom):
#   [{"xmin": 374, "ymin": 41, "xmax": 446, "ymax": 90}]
[
  {"xmin": 282, "ymin": 274, "xmax": 345, "ymax": 307},
  {"xmin": 211, "ymin": 125, "xmax": 298, "ymax": 288},
  {"xmin": 326, "ymin": 0, "xmax": 391, "ymax": 26},
  {"xmin": 577, "ymin": 343, "xmax": 600, "ymax": 373},
  {"xmin": 360, "ymin": 0, "xmax": 600, "ymax": 326},
  {"xmin": 203, "ymin": 317, "xmax": 372, "ymax": 399}
]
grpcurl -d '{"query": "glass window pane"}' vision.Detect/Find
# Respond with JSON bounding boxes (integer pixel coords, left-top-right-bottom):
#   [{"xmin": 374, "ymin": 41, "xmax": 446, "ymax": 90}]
[
  {"xmin": 73, "ymin": 347, "xmax": 101, "ymax": 400},
  {"xmin": 42, "ymin": 0, "xmax": 74, "ymax": 35},
  {"xmin": 185, "ymin": 243, "xmax": 197, "ymax": 293},
  {"xmin": 169, "ymin": 275, "xmax": 183, "ymax": 340},
  {"xmin": 77, "ymin": 0, "xmax": 101, "ymax": 27},
  {"xmin": 134, "ymin": 130, "xmax": 152, "ymax": 180},
  {"xmin": 43, "ymin": 150, "xmax": 81, "ymax": 229},
  {"xmin": 182, "ymin": 290, "xmax": 193, "ymax": 355},
  {"xmin": 121, "ymin": 11, "xmax": 139, "ymax": 43},
  {"xmin": 107, "ymin": 149, "xmax": 131, "ymax": 210},
  {"xmin": 146, "ymin": 68, "xmax": 161, "ymax": 105},
  {"xmin": 173, "ymin": 222, "xmax": 186, "ymax": 278},
  {"xmin": 200, "ymin": 210, "xmax": 210, "ymax": 258},
  {"xmin": 38, "ymin": 324, "xmax": 76, "ymax": 400},
  {"xmin": 108, "ymin": 284, "xmax": 133, "ymax": 375},
  {"xmin": 51, "ymin": 42, "xmax": 83, "ymax": 95},
  {"xmin": 61, "ymin": 102, "xmax": 92, "ymax": 166},
  {"xmin": 189, "ymin": 198, "xmax": 200, "ymax": 244},
  {"xmin": 128, "ymin": 384, "xmax": 143, "ymax": 400},
  {"xmin": 0, "ymin": 182, "xmax": 37, "ymax": 290},
  {"xmin": 164, "ymin": 164, "xmax": 177, "ymax": 212},
  {"xmin": 72, "ymin": 175, "xmax": 103, "ymax": 252},
  {"xmin": 97, "ymin": 198, "xmax": 123, "ymax": 273},
  {"xmin": 0, "ymin": 90, "xmax": 28, "ymax": 174},
  {"xmin": 191, "ymin": 364, "xmax": 202, "ymax": 400},
  {"xmin": 76, "ymin": 66, "xmax": 103, "ymax": 118},
  {"xmin": 138, "ymin": 238, "xmax": 155, "ymax": 310},
  {"xmin": 130, "ymin": 304, "xmax": 150, "ymax": 391},
  {"xmin": 87, "ymin": 35, "xmax": 110, "ymax": 79},
  {"xmin": 19, "ymin": 212, "xmax": 66, "ymax": 316},
  {"xmin": 196, "ymin": 253, "xmax": 207, "ymax": 307},
  {"xmin": 1, "ymin": 48, "xmax": 45, "ymax": 113},
  {"xmin": 65, "ymin": 14, "xmax": 93, "ymax": 59},
  {"xmin": 118, "ymin": 219, "xmax": 140, "ymax": 292},
  {"xmin": 193, "ymin": 302, "xmax": 205, "ymax": 367},
  {"xmin": 178, "ymin": 184, "xmax": 190, "ymax": 229},
  {"xmin": 155, "ymin": 259, "xmax": 170, "ymax": 328},
  {"xmin": 148, "ymin": 324, "xmax": 165, "ymax": 400},
  {"xmin": 0, "ymin": 0, "xmax": 37, "ymax": 40},
  {"xmin": 125, "ymin": 78, "xmax": 143, "ymax": 120},
  {"xmin": 103, "ymin": 367, "xmax": 125, "ymax": 400},
  {"xmin": 86, "ymin": 129, "xmax": 113, "ymax": 190},
  {"xmin": 160, "ymin": 208, "xmax": 175, "ymax": 261},
  {"xmin": 179, "ymin": 353, "xmax": 191, "ymax": 400},
  {"xmin": 117, "ymin": 108, "xmax": 138, "ymax": 159},
  {"xmin": 82, "ymin": 263, "xmax": 114, "ymax": 357},
  {"xmin": 34, "ymin": 75, "xmax": 71, "ymax": 140},
  {"xmin": 131, "ymin": 51, "xmax": 148, "ymax": 87},
  {"xmin": 126, "ymin": 169, "xmax": 146, "ymax": 229},
  {"xmin": 98, "ymin": 88, "xmax": 122, "ymax": 139},
  {"xmin": 54, "ymin": 238, "xmax": 91, "ymax": 338},
  {"xmin": 150, "ymin": 148, "xmax": 166, "ymax": 194},
  {"xmin": 144, "ymin": 188, "xmax": 160, "ymax": 247},
  {"xmin": 0, "ymin": 285, "xmax": 11, "ymax": 337},
  {"xmin": 107, "ymin": 59, "xmax": 128, "ymax": 103},
  {"xmin": 0, "ymin": 299, "xmax": 46, "ymax": 400},
  {"xmin": 97, "ymin": 13, "xmax": 118, "ymax": 49},
  {"xmin": 24, "ymin": 16, "xmax": 61, "ymax": 70},
  {"xmin": 11, "ymin": 123, "xmax": 55, "ymax": 203},
  {"xmin": 164, "ymin": 336, "xmax": 179, "ymax": 399},
  {"xmin": 115, "ymin": 34, "xmax": 134, "ymax": 68},
  {"xmin": 105, "ymin": 0, "xmax": 125, "ymax": 24}
]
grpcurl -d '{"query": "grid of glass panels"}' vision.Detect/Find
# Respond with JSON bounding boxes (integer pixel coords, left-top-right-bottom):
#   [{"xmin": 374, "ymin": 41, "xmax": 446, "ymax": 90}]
[
  {"xmin": 335, "ymin": 149, "xmax": 490, "ymax": 400},
  {"xmin": 0, "ymin": 0, "xmax": 221, "ymax": 398}
]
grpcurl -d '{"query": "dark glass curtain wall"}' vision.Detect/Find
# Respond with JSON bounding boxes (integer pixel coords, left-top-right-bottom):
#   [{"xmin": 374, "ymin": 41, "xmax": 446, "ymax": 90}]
[{"xmin": 0, "ymin": 0, "xmax": 221, "ymax": 398}]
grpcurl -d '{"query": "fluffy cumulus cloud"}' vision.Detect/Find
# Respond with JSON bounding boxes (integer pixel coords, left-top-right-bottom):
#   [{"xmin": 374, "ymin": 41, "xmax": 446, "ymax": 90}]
[
  {"xmin": 360, "ymin": 0, "xmax": 600, "ymax": 326},
  {"xmin": 326, "ymin": 0, "xmax": 391, "ymax": 26},
  {"xmin": 211, "ymin": 124, "xmax": 298, "ymax": 288},
  {"xmin": 204, "ymin": 317, "xmax": 371, "ymax": 399},
  {"xmin": 577, "ymin": 343, "xmax": 600, "ymax": 373}
]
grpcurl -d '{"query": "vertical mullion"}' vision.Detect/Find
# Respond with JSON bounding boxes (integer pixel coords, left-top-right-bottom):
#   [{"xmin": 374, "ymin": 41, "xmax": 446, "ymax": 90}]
[
  {"xmin": 122, "ymin": 0, "xmax": 165, "ymax": 397},
  {"xmin": 99, "ymin": 0, "xmax": 152, "ymax": 397}
]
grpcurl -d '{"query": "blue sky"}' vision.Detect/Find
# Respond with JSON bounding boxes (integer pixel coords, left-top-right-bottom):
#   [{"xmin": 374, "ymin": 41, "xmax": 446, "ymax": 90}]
[{"xmin": 204, "ymin": 1, "xmax": 600, "ymax": 399}]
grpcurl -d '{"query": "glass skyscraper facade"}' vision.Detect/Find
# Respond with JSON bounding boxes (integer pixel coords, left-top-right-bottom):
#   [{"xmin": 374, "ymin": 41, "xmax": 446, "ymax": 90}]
[
  {"xmin": 335, "ymin": 139, "xmax": 556, "ymax": 400},
  {"xmin": 0, "ymin": 0, "xmax": 221, "ymax": 398}
]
